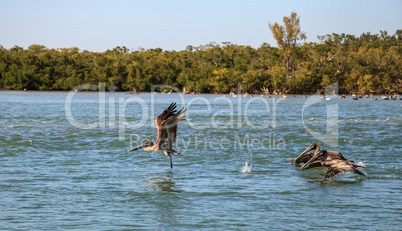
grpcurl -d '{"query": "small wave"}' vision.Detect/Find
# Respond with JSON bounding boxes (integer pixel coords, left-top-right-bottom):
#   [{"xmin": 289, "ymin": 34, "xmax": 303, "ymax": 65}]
[
  {"xmin": 366, "ymin": 175, "xmax": 402, "ymax": 180},
  {"xmin": 381, "ymin": 165, "xmax": 398, "ymax": 170},
  {"xmin": 338, "ymin": 117, "xmax": 402, "ymax": 123}
]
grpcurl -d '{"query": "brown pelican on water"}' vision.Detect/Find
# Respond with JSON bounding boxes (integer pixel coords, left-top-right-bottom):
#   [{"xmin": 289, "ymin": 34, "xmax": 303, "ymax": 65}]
[
  {"xmin": 292, "ymin": 143, "xmax": 346, "ymax": 167},
  {"xmin": 293, "ymin": 143, "xmax": 366, "ymax": 178},
  {"xmin": 127, "ymin": 102, "xmax": 187, "ymax": 168}
]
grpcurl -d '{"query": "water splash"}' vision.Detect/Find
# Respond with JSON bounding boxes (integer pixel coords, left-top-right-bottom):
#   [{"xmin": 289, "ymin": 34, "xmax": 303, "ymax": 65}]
[
  {"xmin": 238, "ymin": 155, "xmax": 252, "ymax": 173},
  {"xmin": 356, "ymin": 161, "xmax": 366, "ymax": 168}
]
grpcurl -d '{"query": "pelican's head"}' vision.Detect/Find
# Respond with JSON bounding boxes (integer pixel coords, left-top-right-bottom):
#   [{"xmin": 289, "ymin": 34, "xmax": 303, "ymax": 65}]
[
  {"xmin": 292, "ymin": 143, "xmax": 319, "ymax": 164},
  {"xmin": 300, "ymin": 143, "xmax": 320, "ymax": 156},
  {"xmin": 297, "ymin": 143, "xmax": 320, "ymax": 169},
  {"xmin": 127, "ymin": 141, "xmax": 154, "ymax": 152}
]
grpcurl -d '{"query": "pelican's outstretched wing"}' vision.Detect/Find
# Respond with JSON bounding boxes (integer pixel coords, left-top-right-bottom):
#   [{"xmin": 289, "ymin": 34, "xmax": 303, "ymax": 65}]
[
  {"xmin": 155, "ymin": 102, "xmax": 177, "ymax": 149},
  {"xmin": 325, "ymin": 151, "xmax": 348, "ymax": 161},
  {"xmin": 324, "ymin": 162, "xmax": 366, "ymax": 179},
  {"xmin": 155, "ymin": 102, "xmax": 187, "ymax": 151}
]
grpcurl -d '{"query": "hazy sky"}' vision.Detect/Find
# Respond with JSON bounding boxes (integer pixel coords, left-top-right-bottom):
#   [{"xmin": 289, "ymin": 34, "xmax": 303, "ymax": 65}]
[{"xmin": 1, "ymin": 0, "xmax": 401, "ymax": 52}]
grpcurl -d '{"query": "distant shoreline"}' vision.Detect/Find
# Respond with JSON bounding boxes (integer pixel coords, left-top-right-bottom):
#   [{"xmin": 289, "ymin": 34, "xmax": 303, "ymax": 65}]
[
  {"xmin": 1, "ymin": 30, "xmax": 401, "ymax": 95},
  {"xmin": 1, "ymin": 89, "xmax": 400, "ymax": 97}
]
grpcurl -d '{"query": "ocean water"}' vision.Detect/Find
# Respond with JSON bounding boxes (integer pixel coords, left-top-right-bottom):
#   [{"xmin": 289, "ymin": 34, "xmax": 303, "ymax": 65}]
[{"xmin": 1, "ymin": 91, "xmax": 401, "ymax": 230}]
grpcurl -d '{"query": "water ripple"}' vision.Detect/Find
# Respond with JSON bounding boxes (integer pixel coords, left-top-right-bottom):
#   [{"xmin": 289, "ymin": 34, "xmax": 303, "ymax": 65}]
[{"xmin": 1, "ymin": 92, "xmax": 401, "ymax": 230}]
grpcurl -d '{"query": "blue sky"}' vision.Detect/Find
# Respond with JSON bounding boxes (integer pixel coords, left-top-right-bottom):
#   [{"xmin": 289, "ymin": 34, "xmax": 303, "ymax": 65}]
[{"xmin": 0, "ymin": 0, "xmax": 401, "ymax": 52}]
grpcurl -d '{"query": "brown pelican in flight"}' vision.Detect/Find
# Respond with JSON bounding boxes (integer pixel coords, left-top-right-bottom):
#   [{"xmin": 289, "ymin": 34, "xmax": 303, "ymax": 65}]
[
  {"xmin": 293, "ymin": 143, "xmax": 366, "ymax": 179},
  {"xmin": 127, "ymin": 102, "xmax": 187, "ymax": 168}
]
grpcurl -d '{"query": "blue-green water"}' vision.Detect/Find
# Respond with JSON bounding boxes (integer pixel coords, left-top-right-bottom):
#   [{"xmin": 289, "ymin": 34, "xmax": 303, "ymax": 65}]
[{"xmin": 1, "ymin": 91, "xmax": 401, "ymax": 230}]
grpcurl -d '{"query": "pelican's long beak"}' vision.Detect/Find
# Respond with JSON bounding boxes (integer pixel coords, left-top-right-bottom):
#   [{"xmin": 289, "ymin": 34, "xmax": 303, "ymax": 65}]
[
  {"xmin": 127, "ymin": 144, "xmax": 145, "ymax": 152},
  {"xmin": 292, "ymin": 145, "xmax": 315, "ymax": 163},
  {"xmin": 300, "ymin": 151, "xmax": 322, "ymax": 170}
]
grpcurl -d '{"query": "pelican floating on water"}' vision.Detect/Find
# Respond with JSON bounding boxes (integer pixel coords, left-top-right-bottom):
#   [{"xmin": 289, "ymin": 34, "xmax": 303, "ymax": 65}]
[
  {"xmin": 127, "ymin": 102, "xmax": 187, "ymax": 168},
  {"xmin": 292, "ymin": 143, "xmax": 345, "ymax": 166},
  {"xmin": 293, "ymin": 143, "xmax": 366, "ymax": 179}
]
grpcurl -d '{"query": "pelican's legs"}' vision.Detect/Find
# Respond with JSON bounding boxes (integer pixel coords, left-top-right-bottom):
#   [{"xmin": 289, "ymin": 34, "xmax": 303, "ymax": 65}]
[
  {"xmin": 164, "ymin": 150, "xmax": 173, "ymax": 168},
  {"xmin": 168, "ymin": 154, "xmax": 173, "ymax": 169},
  {"xmin": 164, "ymin": 150, "xmax": 179, "ymax": 168}
]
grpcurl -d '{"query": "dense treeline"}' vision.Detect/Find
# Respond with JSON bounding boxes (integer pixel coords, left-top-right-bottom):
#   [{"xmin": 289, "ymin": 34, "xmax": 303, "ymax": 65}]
[{"xmin": 0, "ymin": 31, "xmax": 401, "ymax": 94}]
